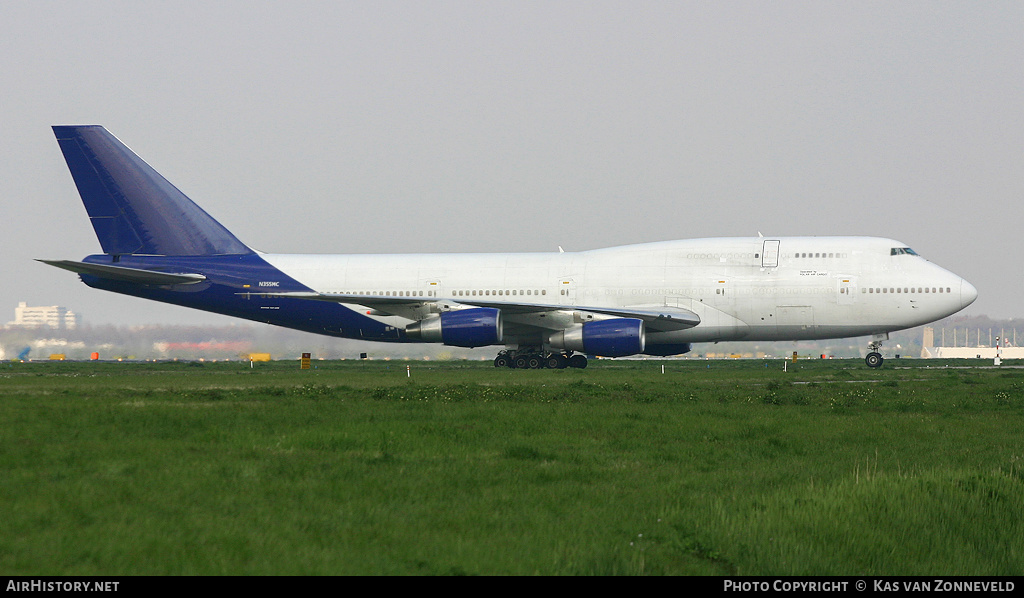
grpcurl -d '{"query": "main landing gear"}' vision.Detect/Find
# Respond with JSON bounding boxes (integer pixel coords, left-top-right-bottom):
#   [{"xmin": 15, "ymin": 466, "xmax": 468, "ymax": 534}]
[{"xmin": 493, "ymin": 349, "xmax": 587, "ymax": 369}]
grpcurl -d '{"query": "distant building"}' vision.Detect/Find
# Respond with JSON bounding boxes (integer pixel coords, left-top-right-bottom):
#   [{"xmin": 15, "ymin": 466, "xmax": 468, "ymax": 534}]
[
  {"xmin": 7, "ymin": 302, "xmax": 81, "ymax": 330},
  {"xmin": 921, "ymin": 326, "xmax": 1024, "ymax": 359}
]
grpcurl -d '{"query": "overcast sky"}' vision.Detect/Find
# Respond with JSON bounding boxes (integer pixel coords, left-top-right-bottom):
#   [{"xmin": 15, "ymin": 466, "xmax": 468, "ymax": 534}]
[{"xmin": 2, "ymin": 1, "xmax": 1021, "ymax": 328}]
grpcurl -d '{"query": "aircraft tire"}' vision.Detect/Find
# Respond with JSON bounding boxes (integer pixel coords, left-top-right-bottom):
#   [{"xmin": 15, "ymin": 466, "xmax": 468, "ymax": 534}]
[
  {"xmin": 514, "ymin": 355, "xmax": 530, "ymax": 369},
  {"xmin": 494, "ymin": 355, "xmax": 511, "ymax": 368},
  {"xmin": 568, "ymin": 354, "xmax": 588, "ymax": 369},
  {"xmin": 865, "ymin": 352, "xmax": 884, "ymax": 368},
  {"xmin": 546, "ymin": 354, "xmax": 568, "ymax": 369}
]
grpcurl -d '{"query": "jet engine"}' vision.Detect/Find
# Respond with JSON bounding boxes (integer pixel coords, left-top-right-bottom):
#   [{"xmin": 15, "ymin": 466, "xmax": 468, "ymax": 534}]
[
  {"xmin": 405, "ymin": 307, "xmax": 503, "ymax": 348},
  {"xmin": 548, "ymin": 318, "xmax": 645, "ymax": 357}
]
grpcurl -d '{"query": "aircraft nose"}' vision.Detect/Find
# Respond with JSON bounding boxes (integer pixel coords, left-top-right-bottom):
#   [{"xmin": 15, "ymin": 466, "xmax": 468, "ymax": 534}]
[{"xmin": 960, "ymin": 279, "xmax": 978, "ymax": 309}]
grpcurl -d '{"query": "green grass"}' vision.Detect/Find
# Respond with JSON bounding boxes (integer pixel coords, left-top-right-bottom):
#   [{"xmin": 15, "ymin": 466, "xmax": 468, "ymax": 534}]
[{"xmin": 1, "ymin": 358, "xmax": 1022, "ymax": 574}]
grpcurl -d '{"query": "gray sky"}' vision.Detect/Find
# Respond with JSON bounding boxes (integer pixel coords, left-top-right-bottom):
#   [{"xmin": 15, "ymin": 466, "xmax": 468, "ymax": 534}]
[{"xmin": 3, "ymin": 1, "xmax": 1022, "ymax": 327}]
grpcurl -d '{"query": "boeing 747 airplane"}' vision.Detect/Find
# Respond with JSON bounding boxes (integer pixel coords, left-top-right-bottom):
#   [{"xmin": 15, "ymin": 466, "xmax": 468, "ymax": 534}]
[{"xmin": 42, "ymin": 126, "xmax": 977, "ymax": 368}]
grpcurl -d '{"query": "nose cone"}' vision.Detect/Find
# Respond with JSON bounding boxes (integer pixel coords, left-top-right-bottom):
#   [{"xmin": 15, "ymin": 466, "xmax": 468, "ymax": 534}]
[{"xmin": 960, "ymin": 279, "xmax": 978, "ymax": 309}]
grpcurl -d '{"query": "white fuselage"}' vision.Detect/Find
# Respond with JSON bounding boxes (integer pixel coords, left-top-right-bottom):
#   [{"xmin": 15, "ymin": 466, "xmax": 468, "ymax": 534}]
[{"xmin": 261, "ymin": 236, "xmax": 976, "ymax": 346}]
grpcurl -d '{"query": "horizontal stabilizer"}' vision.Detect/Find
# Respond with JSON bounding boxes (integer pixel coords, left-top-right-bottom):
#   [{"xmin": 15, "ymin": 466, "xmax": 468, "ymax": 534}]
[{"xmin": 38, "ymin": 259, "xmax": 206, "ymax": 285}]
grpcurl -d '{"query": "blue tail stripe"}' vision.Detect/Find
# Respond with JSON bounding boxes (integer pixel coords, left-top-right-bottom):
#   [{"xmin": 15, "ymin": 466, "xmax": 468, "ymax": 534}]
[
  {"xmin": 53, "ymin": 126, "xmax": 252, "ymax": 256},
  {"xmin": 77, "ymin": 253, "xmax": 404, "ymax": 341}
]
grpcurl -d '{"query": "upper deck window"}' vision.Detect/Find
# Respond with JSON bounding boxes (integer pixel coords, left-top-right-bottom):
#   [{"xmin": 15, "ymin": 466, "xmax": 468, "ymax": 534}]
[{"xmin": 891, "ymin": 247, "xmax": 919, "ymax": 256}]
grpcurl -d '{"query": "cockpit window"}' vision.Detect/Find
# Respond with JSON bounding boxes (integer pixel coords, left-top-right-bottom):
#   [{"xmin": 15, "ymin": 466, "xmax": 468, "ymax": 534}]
[{"xmin": 891, "ymin": 247, "xmax": 919, "ymax": 256}]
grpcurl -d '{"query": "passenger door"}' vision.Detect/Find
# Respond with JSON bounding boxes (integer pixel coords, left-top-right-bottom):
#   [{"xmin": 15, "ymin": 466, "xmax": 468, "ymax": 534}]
[{"xmin": 762, "ymin": 240, "xmax": 781, "ymax": 268}]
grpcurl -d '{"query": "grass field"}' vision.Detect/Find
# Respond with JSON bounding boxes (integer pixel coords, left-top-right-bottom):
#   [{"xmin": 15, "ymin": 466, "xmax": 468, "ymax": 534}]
[{"xmin": 1, "ymin": 358, "xmax": 1022, "ymax": 575}]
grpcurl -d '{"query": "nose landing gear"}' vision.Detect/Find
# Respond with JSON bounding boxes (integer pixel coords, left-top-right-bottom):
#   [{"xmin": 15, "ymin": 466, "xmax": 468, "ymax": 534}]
[{"xmin": 865, "ymin": 334, "xmax": 887, "ymax": 368}]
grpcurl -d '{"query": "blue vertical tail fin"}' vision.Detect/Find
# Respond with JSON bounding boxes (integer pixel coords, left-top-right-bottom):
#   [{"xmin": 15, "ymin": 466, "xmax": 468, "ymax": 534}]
[{"xmin": 52, "ymin": 125, "xmax": 252, "ymax": 256}]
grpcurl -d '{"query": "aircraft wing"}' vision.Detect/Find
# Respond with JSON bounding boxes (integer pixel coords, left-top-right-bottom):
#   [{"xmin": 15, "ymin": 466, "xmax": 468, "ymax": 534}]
[
  {"xmin": 38, "ymin": 259, "xmax": 207, "ymax": 285},
  {"xmin": 246, "ymin": 291, "xmax": 700, "ymax": 332}
]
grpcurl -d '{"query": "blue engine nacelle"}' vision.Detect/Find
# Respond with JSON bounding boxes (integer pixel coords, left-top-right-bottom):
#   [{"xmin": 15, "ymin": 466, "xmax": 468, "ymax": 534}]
[
  {"xmin": 405, "ymin": 308, "xmax": 503, "ymax": 348},
  {"xmin": 548, "ymin": 318, "xmax": 645, "ymax": 357}
]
